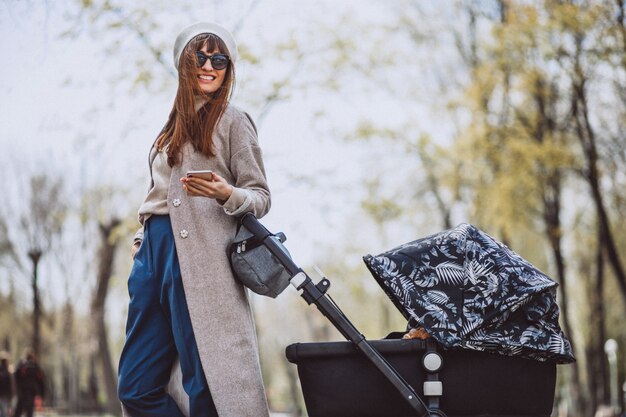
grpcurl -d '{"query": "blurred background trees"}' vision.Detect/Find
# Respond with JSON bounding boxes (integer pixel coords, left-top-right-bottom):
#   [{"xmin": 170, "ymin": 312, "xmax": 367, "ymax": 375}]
[{"xmin": 0, "ymin": 0, "xmax": 625, "ymax": 416}]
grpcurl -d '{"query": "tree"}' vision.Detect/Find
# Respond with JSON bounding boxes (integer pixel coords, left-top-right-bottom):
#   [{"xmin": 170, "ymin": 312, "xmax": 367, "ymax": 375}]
[
  {"xmin": 336, "ymin": 1, "xmax": 625, "ymax": 415},
  {"xmin": 91, "ymin": 216, "xmax": 122, "ymax": 415},
  {"xmin": 17, "ymin": 174, "xmax": 67, "ymax": 358}
]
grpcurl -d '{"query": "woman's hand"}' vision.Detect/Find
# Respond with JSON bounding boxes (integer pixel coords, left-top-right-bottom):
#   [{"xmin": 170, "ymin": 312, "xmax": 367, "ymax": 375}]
[
  {"xmin": 181, "ymin": 172, "xmax": 233, "ymax": 202},
  {"xmin": 131, "ymin": 241, "xmax": 141, "ymax": 259}
]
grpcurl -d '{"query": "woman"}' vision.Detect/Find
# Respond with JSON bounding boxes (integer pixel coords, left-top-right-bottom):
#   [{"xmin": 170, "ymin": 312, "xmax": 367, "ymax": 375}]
[{"xmin": 117, "ymin": 22, "xmax": 270, "ymax": 417}]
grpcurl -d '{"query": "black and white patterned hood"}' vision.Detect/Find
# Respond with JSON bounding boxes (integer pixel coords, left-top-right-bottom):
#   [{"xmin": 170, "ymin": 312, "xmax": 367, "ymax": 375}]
[{"xmin": 364, "ymin": 223, "xmax": 575, "ymax": 363}]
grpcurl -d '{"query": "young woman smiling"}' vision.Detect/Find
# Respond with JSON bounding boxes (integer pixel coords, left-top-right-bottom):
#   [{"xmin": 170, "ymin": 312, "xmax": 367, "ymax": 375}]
[{"xmin": 117, "ymin": 22, "xmax": 271, "ymax": 417}]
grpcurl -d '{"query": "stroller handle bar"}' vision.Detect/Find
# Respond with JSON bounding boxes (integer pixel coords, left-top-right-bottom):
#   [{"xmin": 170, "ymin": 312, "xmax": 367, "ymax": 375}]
[{"xmin": 240, "ymin": 213, "xmax": 434, "ymax": 417}]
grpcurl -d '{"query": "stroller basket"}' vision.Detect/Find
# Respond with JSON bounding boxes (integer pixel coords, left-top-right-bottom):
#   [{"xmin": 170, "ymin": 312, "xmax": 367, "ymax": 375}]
[{"xmin": 286, "ymin": 337, "xmax": 557, "ymax": 417}]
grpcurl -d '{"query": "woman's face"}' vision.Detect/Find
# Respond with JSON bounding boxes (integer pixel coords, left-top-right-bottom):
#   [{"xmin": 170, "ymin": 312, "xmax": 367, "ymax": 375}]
[{"xmin": 196, "ymin": 44, "xmax": 227, "ymax": 95}]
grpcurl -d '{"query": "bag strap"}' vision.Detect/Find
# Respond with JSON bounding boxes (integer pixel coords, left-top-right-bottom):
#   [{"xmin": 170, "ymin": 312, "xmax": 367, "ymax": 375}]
[
  {"xmin": 230, "ymin": 231, "xmax": 287, "ymax": 255},
  {"xmin": 229, "ymin": 219, "xmax": 287, "ymax": 256}
]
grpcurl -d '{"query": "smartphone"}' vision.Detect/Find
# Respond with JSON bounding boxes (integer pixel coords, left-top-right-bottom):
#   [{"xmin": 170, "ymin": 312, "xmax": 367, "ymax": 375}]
[{"xmin": 186, "ymin": 170, "xmax": 214, "ymax": 180}]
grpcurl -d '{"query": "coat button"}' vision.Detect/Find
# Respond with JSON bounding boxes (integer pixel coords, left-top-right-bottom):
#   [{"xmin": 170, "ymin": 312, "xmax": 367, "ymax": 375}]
[
  {"xmin": 172, "ymin": 198, "xmax": 181, "ymax": 207},
  {"xmin": 180, "ymin": 229, "xmax": 189, "ymax": 239}
]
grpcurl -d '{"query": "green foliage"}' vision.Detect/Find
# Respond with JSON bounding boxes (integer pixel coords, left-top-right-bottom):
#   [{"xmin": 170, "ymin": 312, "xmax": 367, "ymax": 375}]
[{"xmin": 343, "ymin": 2, "xmax": 625, "ymax": 412}]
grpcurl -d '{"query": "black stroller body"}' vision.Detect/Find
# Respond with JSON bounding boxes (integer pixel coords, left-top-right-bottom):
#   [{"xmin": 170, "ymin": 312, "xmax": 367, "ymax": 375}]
[
  {"xmin": 238, "ymin": 215, "xmax": 572, "ymax": 417},
  {"xmin": 286, "ymin": 338, "xmax": 557, "ymax": 417}
]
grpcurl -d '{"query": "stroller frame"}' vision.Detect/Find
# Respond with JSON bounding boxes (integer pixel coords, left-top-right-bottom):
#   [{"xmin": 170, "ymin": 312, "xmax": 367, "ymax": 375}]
[{"xmin": 241, "ymin": 213, "xmax": 440, "ymax": 417}]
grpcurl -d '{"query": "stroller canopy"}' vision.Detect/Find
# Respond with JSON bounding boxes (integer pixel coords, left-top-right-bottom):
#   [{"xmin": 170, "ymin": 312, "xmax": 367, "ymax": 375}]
[{"xmin": 364, "ymin": 223, "xmax": 574, "ymax": 363}]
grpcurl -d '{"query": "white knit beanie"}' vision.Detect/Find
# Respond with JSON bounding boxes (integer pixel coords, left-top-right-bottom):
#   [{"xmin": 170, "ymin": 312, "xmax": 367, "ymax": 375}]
[{"xmin": 173, "ymin": 22, "xmax": 238, "ymax": 70}]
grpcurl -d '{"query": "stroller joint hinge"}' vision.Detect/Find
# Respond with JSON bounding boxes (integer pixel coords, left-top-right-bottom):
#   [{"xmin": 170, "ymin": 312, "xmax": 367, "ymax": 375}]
[
  {"xmin": 315, "ymin": 278, "xmax": 331, "ymax": 294},
  {"xmin": 422, "ymin": 339, "xmax": 444, "ymax": 413},
  {"xmin": 300, "ymin": 280, "xmax": 326, "ymax": 305}
]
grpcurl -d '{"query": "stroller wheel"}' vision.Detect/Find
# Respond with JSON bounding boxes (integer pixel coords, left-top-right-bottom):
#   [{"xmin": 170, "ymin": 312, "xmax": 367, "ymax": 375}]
[{"xmin": 428, "ymin": 409, "xmax": 448, "ymax": 417}]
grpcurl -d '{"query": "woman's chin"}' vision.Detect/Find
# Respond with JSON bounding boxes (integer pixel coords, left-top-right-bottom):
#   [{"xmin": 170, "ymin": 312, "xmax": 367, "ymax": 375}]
[{"xmin": 200, "ymin": 87, "xmax": 219, "ymax": 95}]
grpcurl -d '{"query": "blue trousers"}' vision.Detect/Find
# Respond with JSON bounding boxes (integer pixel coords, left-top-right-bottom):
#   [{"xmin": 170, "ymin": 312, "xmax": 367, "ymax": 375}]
[{"xmin": 118, "ymin": 215, "xmax": 218, "ymax": 417}]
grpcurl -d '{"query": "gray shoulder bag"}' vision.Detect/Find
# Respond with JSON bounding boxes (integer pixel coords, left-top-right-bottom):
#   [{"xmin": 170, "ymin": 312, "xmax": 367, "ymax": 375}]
[{"xmin": 228, "ymin": 217, "xmax": 292, "ymax": 298}]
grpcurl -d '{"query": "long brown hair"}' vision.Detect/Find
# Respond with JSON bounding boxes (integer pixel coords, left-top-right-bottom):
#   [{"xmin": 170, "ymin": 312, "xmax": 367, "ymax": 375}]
[{"xmin": 157, "ymin": 33, "xmax": 235, "ymax": 166}]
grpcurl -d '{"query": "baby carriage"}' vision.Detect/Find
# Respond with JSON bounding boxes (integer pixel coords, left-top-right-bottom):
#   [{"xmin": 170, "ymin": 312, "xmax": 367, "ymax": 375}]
[{"xmin": 236, "ymin": 215, "xmax": 574, "ymax": 417}]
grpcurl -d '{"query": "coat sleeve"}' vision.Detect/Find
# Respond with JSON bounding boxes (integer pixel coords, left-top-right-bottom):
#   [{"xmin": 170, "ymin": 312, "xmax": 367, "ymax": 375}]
[
  {"xmin": 132, "ymin": 145, "xmax": 158, "ymax": 245},
  {"xmin": 220, "ymin": 111, "xmax": 271, "ymax": 218}
]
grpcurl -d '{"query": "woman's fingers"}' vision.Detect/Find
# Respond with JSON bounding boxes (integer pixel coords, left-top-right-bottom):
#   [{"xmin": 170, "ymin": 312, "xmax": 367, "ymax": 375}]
[
  {"xmin": 211, "ymin": 172, "xmax": 225, "ymax": 182},
  {"xmin": 183, "ymin": 177, "xmax": 219, "ymax": 198},
  {"xmin": 131, "ymin": 241, "xmax": 141, "ymax": 259},
  {"xmin": 189, "ymin": 178, "xmax": 216, "ymax": 195},
  {"xmin": 181, "ymin": 174, "xmax": 232, "ymax": 200},
  {"xmin": 208, "ymin": 173, "xmax": 233, "ymax": 199}
]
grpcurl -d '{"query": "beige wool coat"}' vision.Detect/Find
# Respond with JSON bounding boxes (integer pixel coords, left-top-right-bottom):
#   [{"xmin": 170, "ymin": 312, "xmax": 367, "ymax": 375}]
[{"xmin": 129, "ymin": 105, "xmax": 271, "ymax": 417}]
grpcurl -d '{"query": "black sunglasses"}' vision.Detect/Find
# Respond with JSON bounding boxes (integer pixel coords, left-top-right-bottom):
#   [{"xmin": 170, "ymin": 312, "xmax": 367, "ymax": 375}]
[{"xmin": 195, "ymin": 51, "xmax": 230, "ymax": 70}]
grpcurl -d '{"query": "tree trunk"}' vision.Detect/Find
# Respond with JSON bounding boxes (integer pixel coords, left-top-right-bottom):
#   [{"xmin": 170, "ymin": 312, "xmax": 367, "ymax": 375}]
[
  {"xmin": 91, "ymin": 218, "xmax": 122, "ymax": 415},
  {"xmin": 417, "ymin": 145, "xmax": 452, "ymax": 229},
  {"xmin": 542, "ymin": 175, "xmax": 586, "ymax": 417},
  {"xmin": 62, "ymin": 302, "xmax": 81, "ymax": 413},
  {"xmin": 571, "ymin": 67, "xmax": 626, "ymax": 314},
  {"xmin": 28, "ymin": 249, "xmax": 42, "ymax": 357},
  {"xmin": 586, "ymin": 230, "xmax": 609, "ymax": 411},
  {"xmin": 88, "ymin": 355, "xmax": 99, "ymax": 411}
]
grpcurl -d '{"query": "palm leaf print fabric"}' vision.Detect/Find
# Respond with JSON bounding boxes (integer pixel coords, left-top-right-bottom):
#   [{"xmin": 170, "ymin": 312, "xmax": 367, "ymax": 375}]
[{"xmin": 364, "ymin": 223, "xmax": 574, "ymax": 363}]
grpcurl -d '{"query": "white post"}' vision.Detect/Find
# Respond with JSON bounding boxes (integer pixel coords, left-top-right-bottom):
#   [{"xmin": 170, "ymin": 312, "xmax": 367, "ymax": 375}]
[{"xmin": 604, "ymin": 339, "xmax": 618, "ymax": 413}]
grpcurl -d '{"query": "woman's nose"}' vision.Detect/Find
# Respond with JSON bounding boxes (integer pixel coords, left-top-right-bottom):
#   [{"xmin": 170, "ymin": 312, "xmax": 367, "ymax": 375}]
[{"xmin": 202, "ymin": 59, "xmax": 214, "ymax": 70}]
